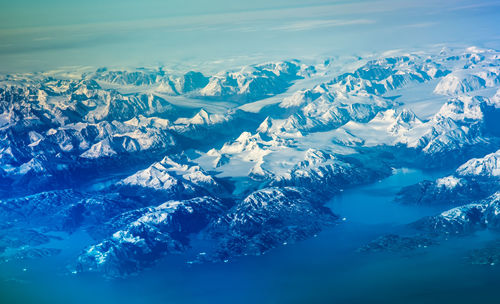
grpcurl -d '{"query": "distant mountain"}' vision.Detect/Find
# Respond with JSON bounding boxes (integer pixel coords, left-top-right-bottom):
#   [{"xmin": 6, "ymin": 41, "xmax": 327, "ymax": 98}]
[
  {"xmin": 411, "ymin": 192, "xmax": 500, "ymax": 236},
  {"xmin": 396, "ymin": 149, "xmax": 500, "ymax": 206},
  {"xmin": 87, "ymin": 60, "xmax": 312, "ymax": 102},
  {"xmin": 360, "ymin": 192, "xmax": 500, "ymax": 254}
]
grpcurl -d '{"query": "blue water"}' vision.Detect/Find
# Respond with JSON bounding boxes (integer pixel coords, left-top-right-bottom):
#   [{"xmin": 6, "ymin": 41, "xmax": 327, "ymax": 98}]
[{"xmin": 2, "ymin": 168, "xmax": 500, "ymax": 304}]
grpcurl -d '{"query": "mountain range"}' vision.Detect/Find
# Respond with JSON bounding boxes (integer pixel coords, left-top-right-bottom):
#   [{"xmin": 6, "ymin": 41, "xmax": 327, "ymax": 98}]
[{"xmin": 1, "ymin": 46, "xmax": 499, "ymax": 277}]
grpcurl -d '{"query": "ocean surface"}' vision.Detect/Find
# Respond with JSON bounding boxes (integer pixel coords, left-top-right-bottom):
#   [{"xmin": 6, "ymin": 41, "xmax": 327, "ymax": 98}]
[{"xmin": 1, "ymin": 168, "xmax": 499, "ymax": 304}]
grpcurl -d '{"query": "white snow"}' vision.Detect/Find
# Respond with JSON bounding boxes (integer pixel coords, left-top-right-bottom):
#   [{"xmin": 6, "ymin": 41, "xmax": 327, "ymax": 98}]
[
  {"xmin": 456, "ymin": 149, "xmax": 500, "ymax": 177},
  {"xmin": 436, "ymin": 176, "xmax": 463, "ymax": 189},
  {"xmin": 80, "ymin": 139, "xmax": 117, "ymax": 159}
]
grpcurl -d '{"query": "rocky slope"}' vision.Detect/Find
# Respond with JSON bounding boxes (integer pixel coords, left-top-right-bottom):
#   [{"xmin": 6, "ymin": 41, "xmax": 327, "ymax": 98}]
[{"xmin": 396, "ymin": 149, "xmax": 500, "ymax": 206}]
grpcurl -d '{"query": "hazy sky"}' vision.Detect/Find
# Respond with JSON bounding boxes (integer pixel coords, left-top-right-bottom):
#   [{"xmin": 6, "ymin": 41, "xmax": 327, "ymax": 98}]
[{"xmin": 1, "ymin": 0, "xmax": 499, "ymax": 72}]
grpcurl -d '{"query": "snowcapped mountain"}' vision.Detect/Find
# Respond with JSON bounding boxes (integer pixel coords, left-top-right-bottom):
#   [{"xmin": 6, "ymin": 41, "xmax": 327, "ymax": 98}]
[
  {"xmin": 268, "ymin": 148, "xmax": 391, "ymax": 195},
  {"xmin": 114, "ymin": 154, "xmax": 224, "ymax": 202},
  {"xmin": 456, "ymin": 149, "xmax": 500, "ymax": 177},
  {"xmin": 326, "ymin": 54, "xmax": 448, "ymax": 95},
  {"xmin": 0, "ymin": 111, "xmax": 177, "ymax": 196},
  {"xmin": 413, "ymin": 203, "xmax": 488, "ymax": 236},
  {"xmin": 88, "ymin": 68, "xmax": 210, "ymax": 95},
  {"xmin": 330, "ymin": 94, "xmax": 499, "ymax": 168},
  {"xmin": 411, "ymin": 192, "xmax": 500, "ymax": 236},
  {"xmin": 416, "ymin": 96, "xmax": 497, "ymax": 160},
  {"xmin": 75, "ymin": 185, "xmax": 338, "ymax": 277},
  {"xmin": 0, "ymin": 189, "xmax": 143, "ymax": 237},
  {"xmin": 206, "ymin": 187, "xmax": 338, "ymax": 261},
  {"xmin": 201, "ymin": 131, "xmax": 294, "ymax": 180},
  {"xmin": 261, "ymin": 93, "xmax": 394, "ymax": 135},
  {"xmin": 361, "ymin": 192, "xmax": 500, "ymax": 254},
  {"xmin": 433, "ymin": 50, "xmax": 500, "ymax": 96},
  {"xmin": 76, "ymin": 196, "xmax": 226, "ymax": 277},
  {"xmin": 396, "ymin": 149, "xmax": 500, "ymax": 206},
  {"xmin": 173, "ymin": 109, "xmax": 227, "ymax": 126},
  {"xmin": 75, "ymin": 195, "xmax": 227, "ymax": 277},
  {"xmin": 1, "ymin": 46, "xmax": 499, "ymax": 278},
  {"xmin": 90, "ymin": 68, "xmax": 166, "ymax": 86},
  {"xmin": 262, "ymin": 54, "xmax": 440, "ymax": 135},
  {"xmin": 434, "ymin": 73, "xmax": 487, "ymax": 95},
  {"xmin": 198, "ymin": 61, "xmax": 313, "ymax": 102},
  {"xmin": 86, "ymin": 60, "xmax": 312, "ymax": 102}
]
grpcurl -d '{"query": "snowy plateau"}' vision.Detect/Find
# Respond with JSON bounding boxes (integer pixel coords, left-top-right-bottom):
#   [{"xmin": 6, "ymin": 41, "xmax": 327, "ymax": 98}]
[{"xmin": 1, "ymin": 46, "xmax": 500, "ymax": 278}]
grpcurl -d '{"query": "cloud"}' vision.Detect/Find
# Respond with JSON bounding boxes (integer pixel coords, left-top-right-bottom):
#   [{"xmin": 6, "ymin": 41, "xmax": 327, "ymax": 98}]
[
  {"xmin": 447, "ymin": 1, "xmax": 500, "ymax": 11},
  {"xmin": 33, "ymin": 37, "xmax": 54, "ymax": 41},
  {"xmin": 401, "ymin": 22, "xmax": 437, "ymax": 29},
  {"xmin": 272, "ymin": 19, "xmax": 376, "ymax": 32}
]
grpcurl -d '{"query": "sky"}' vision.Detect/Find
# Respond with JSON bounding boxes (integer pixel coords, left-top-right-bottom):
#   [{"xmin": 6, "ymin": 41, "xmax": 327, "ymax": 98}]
[{"xmin": 0, "ymin": 0, "xmax": 499, "ymax": 73}]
